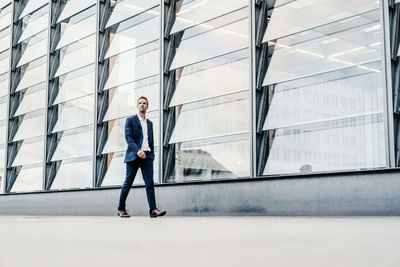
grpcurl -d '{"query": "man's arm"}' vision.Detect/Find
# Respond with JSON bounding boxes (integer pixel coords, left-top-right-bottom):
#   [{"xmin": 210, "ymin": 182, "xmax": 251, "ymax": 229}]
[{"xmin": 125, "ymin": 118, "xmax": 140, "ymax": 153}]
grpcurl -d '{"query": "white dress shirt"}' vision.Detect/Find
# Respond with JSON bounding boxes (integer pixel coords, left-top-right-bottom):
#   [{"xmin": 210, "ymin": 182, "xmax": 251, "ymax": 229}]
[{"xmin": 138, "ymin": 114, "xmax": 151, "ymax": 151}]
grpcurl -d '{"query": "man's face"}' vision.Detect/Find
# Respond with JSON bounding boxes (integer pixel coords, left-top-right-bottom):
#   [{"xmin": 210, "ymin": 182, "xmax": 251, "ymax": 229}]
[{"xmin": 137, "ymin": 98, "xmax": 149, "ymax": 113}]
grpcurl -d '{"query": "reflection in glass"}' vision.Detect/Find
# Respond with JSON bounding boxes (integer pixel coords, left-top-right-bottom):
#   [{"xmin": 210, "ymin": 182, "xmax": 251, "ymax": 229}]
[
  {"xmin": 51, "ymin": 159, "xmax": 92, "ymax": 189},
  {"xmin": 11, "ymin": 138, "xmax": 43, "ymax": 166},
  {"xmin": 14, "ymin": 85, "xmax": 45, "ymax": 116},
  {"xmin": 0, "ymin": 4, "xmax": 11, "ymax": 31},
  {"xmin": 10, "ymin": 165, "xmax": 42, "ymax": 192},
  {"xmin": 57, "ymin": 0, "xmax": 96, "ymax": 23},
  {"xmin": 170, "ymin": 16, "xmax": 249, "ymax": 70},
  {"xmin": 51, "ymin": 126, "xmax": 93, "ymax": 161},
  {"xmin": 171, "ymin": 0, "xmax": 247, "ymax": 34},
  {"xmin": 18, "ymin": 5, "xmax": 48, "ymax": 43},
  {"xmin": 0, "ymin": 26, "xmax": 10, "ymax": 52},
  {"xmin": 52, "ymin": 95, "xmax": 94, "ymax": 133},
  {"xmin": 13, "ymin": 111, "xmax": 44, "ymax": 141},
  {"xmin": 169, "ymin": 92, "xmax": 249, "ymax": 144},
  {"xmin": 19, "ymin": 0, "xmax": 48, "ymax": 19},
  {"xmin": 16, "ymin": 56, "xmax": 47, "ymax": 92}
]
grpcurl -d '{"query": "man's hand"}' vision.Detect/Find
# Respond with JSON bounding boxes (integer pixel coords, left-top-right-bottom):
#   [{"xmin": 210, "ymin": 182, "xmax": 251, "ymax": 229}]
[{"xmin": 137, "ymin": 150, "xmax": 146, "ymax": 159}]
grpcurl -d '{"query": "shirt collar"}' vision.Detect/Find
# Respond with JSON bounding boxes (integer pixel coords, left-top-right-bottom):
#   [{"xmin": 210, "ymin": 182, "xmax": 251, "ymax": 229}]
[{"xmin": 138, "ymin": 114, "xmax": 146, "ymax": 122}]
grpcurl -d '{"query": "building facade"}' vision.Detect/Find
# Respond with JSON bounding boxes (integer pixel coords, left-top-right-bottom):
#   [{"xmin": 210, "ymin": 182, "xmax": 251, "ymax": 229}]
[{"xmin": 0, "ymin": 0, "xmax": 400, "ymax": 198}]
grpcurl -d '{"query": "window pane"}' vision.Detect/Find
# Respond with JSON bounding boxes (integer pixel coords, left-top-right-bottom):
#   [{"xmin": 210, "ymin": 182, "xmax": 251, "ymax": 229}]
[
  {"xmin": 12, "ymin": 138, "xmax": 44, "ymax": 166},
  {"xmin": 0, "ymin": 4, "xmax": 11, "ymax": 31},
  {"xmin": 170, "ymin": 52, "xmax": 248, "ymax": 106},
  {"xmin": 56, "ymin": 7, "xmax": 96, "ymax": 50},
  {"xmin": 103, "ymin": 80, "xmax": 159, "ymax": 122},
  {"xmin": 0, "ymin": 96, "xmax": 6, "ymax": 120},
  {"xmin": 18, "ymin": 7, "xmax": 48, "ymax": 43},
  {"xmin": 0, "ymin": 26, "xmax": 10, "ymax": 52},
  {"xmin": 16, "ymin": 57, "xmax": 47, "ymax": 92},
  {"xmin": 52, "ymin": 95, "xmax": 94, "ymax": 133},
  {"xmin": 0, "ymin": 124, "xmax": 5, "ymax": 145},
  {"xmin": 54, "ymin": 34, "xmax": 95, "ymax": 78},
  {"xmin": 263, "ymin": 0, "xmax": 378, "ymax": 43},
  {"xmin": 263, "ymin": 115, "xmax": 385, "ymax": 174},
  {"xmin": 10, "ymin": 165, "xmax": 42, "ymax": 192},
  {"xmin": 105, "ymin": 0, "xmax": 159, "ymax": 28},
  {"xmin": 0, "ymin": 50, "xmax": 9, "ymax": 75},
  {"xmin": 171, "ymin": 0, "xmax": 247, "ymax": 34},
  {"xmin": 168, "ymin": 135, "xmax": 249, "ymax": 182},
  {"xmin": 170, "ymin": 15, "xmax": 249, "ymax": 70},
  {"xmin": 19, "ymin": 0, "xmax": 48, "ymax": 20},
  {"xmin": 0, "ymin": 0, "xmax": 11, "ymax": 9},
  {"xmin": 13, "ymin": 111, "xmax": 45, "ymax": 141},
  {"xmin": 0, "ymin": 72, "xmax": 8, "ymax": 97},
  {"xmin": 169, "ymin": 92, "xmax": 249, "ymax": 144},
  {"xmin": 17, "ymin": 31, "xmax": 48, "ymax": 67},
  {"xmin": 51, "ymin": 126, "xmax": 93, "ymax": 161},
  {"xmin": 50, "ymin": 159, "xmax": 92, "ymax": 189},
  {"xmin": 104, "ymin": 15, "xmax": 159, "ymax": 59},
  {"xmin": 103, "ymin": 45, "xmax": 159, "ymax": 90},
  {"xmin": 0, "ymin": 145, "xmax": 4, "ymax": 171},
  {"xmin": 57, "ymin": 0, "xmax": 96, "ymax": 23},
  {"xmin": 14, "ymin": 84, "xmax": 45, "ymax": 116},
  {"xmin": 53, "ymin": 65, "xmax": 94, "ymax": 105},
  {"xmin": 263, "ymin": 63, "xmax": 384, "ymax": 130},
  {"xmin": 262, "ymin": 12, "xmax": 381, "ymax": 86}
]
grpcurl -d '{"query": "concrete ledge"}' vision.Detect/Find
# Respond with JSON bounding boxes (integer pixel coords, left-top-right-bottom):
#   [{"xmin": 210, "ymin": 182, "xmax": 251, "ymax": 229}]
[{"xmin": 0, "ymin": 169, "xmax": 400, "ymax": 216}]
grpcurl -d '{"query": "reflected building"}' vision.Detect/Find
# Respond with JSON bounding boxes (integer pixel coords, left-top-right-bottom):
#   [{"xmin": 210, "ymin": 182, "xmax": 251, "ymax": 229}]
[{"xmin": 0, "ymin": 0, "xmax": 399, "ymax": 199}]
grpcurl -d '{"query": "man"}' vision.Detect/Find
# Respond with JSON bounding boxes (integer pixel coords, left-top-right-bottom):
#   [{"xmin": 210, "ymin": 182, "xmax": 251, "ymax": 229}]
[{"xmin": 117, "ymin": 96, "xmax": 166, "ymax": 218}]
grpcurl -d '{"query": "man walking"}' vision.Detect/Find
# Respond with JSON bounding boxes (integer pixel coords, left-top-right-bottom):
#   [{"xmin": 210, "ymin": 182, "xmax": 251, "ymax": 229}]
[{"xmin": 118, "ymin": 96, "xmax": 166, "ymax": 218}]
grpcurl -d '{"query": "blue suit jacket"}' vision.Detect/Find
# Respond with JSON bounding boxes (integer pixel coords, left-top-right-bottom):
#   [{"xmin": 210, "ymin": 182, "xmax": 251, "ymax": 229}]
[{"xmin": 124, "ymin": 115, "xmax": 155, "ymax": 163}]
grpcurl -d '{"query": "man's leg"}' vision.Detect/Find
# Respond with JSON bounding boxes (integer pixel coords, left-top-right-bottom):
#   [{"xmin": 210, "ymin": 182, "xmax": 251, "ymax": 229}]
[
  {"xmin": 140, "ymin": 159, "xmax": 157, "ymax": 212},
  {"xmin": 118, "ymin": 161, "xmax": 139, "ymax": 211}
]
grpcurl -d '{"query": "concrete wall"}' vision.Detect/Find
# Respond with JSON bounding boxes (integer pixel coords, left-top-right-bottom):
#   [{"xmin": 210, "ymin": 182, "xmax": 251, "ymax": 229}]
[{"xmin": 1, "ymin": 169, "xmax": 400, "ymax": 216}]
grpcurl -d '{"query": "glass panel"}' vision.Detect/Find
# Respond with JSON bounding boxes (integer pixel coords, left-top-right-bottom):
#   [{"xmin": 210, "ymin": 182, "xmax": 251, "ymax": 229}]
[
  {"xmin": 0, "ymin": 124, "xmax": 5, "ymax": 145},
  {"xmin": 103, "ymin": 45, "xmax": 159, "ymax": 90},
  {"xmin": 0, "ymin": 146, "xmax": 4, "ymax": 171},
  {"xmin": 104, "ymin": 15, "xmax": 159, "ymax": 59},
  {"xmin": 263, "ymin": 0, "xmax": 379, "ymax": 43},
  {"xmin": 263, "ymin": 63, "xmax": 384, "ymax": 130},
  {"xmin": 14, "ymin": 85, "xmax": 46, "ymax": 116},
  {"xmin": 262, "ymin": 12, "xmax": 381, "ymax": 86},
  {"xmin": 101, "ymin": 149, "xmax": 160, "ymax": 186},
  {"xmin": 170, "ymin": 52, "xmax": 248, "ymax": 106},
  {"xmin": 18, "ymin": 6, "xmax": 48, "ymax": 43},
  {"xmin": 102, "ymin": 115, "xmax": 159, "ymax": 154},
  {"xmin": 56, "ymin": 7, "xmax": 96, "ymax": 50},
  {"xmin": 0, "ymin": 26, "xmax": 10, "ymax": 53},
  {"xmin": 51, "ymin": 158, "xmax": 92, "ymax": 189},
  {"xmin": 10, "ymin": 165, "xmax": 42, "ymax": 192},
  {"xmin": 263, "ymin": 115, "xmax": 385, "ymax": 174},
  {"xmin": 17, "ymin": 31, "xmax": 48, "ymax": 67},
  {"xmin": 13, "ymin": 112, "xmax": 45, "ymax": 141},
  {"xmin": 12, "ymin": 138, "xmax": 44, "ymax": 166},
  {"xmin": 0, "ymin": 0, "xmax": 11, "ymax": 9},
  {"xmin": 16, "ymin": 57, "xmax": 47, "ymax": 92},
  {"xmin": 103, "ymin": 80, "xmax": 159, "ymax": 122},
  {"xmin": 171, "ymin": 0, "xmax": 247, "ymax": 34},
  {"xmin": 105, "ymin": 0, "xmax": 159, "ymax": 28},
  {"xmin": 0, "ymin": 96, "xmax": 6, "ymax": 120},
  {"xmin": 168, "ymin": 135, "xmax": 249, "ymax": 182},
  {"xmin": 0, "ymin": 4, "xmax": 11, "ymax": 31},
  {"xmin": 51, "ymin": 126, "xmax": 93, "ymax": 161},
  {"xmin": 57, "ymin": 0, "xmax": 96, "ymax": 23},
  {"xmin": 54, "ymin": 34, "xmax": 95, "ymax": 78},
  {"xmin": 52, "ymin": 95, "xmax": 94, "ymax": 133},
  {"xmin": 19, "ymin": 0, "xmax": 48, "ymax": 20},
  {"xmin": 53, "ymin": 65, "xmax": 94, "ymax": 105},
  {"xmin": 169, "ymin": 16, "xmax": 249, "ymax": 70},
  {"xmin": 0, "ymin": 50, "xmax": 9, "ymax": 75},
  {"xmin": 169, "ymin": 92, "xmax": 249, "ymax": 144},
  {"xmin": 0, "ymin": 72, "xmax": 8, "ymax": 97}
]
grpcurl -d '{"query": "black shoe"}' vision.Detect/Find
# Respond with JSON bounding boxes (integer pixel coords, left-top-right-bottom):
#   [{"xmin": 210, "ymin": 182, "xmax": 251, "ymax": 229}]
[
  {"xmin": 150, "ymin": 209, "xmax": 166, "ymax": 218},
  {"xmin": 118, "ymin": 210, "xmax": 130, "ymax": 218}
]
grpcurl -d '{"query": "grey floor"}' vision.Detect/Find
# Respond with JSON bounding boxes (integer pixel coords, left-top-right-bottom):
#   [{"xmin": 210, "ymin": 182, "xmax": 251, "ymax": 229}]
[{"xmin": 0, "ymin": 216, "xmax": 399, "ymax": 267}]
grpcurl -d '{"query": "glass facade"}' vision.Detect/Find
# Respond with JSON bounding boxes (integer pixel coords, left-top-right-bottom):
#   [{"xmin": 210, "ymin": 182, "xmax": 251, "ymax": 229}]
[{"xmin": 0, "ymin": 0, "xmax": 397, "ymax": 194}]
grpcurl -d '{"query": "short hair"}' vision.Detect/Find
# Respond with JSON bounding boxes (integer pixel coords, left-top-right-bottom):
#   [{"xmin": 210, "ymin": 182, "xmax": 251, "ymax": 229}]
[{"xmin": 137, "ymin": 96, "xmax": 148, "ymax": 105}]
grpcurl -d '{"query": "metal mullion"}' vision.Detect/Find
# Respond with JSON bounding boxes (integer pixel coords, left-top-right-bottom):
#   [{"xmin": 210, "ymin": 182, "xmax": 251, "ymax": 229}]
[
  {"xmin": 381, "ymin": 0, "xmax": 396, "ymax": 167},
  {"xmin": 2, "ymin": 0, "xmax": 15, "ymax": 194},
  {"xmin": 159, "ymin": 0, "xmax": 164, "ymax": 184},
  {"xmin": 93, "ymin": 0, "xmax": 100, "ymax": 188},
  {"xmin": 42, "ymin": 0, "xmax": 52, "ymax": 191},
  {"xmin": 250, "ymin": 0, "xmax": 256, "ymax": 178}
]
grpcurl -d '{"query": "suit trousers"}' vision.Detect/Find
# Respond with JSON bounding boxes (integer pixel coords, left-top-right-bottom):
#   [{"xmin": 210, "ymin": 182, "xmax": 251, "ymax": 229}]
[{"xmin": 118, "ymin": 157, "xmax": 157, "ymax": 212}]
